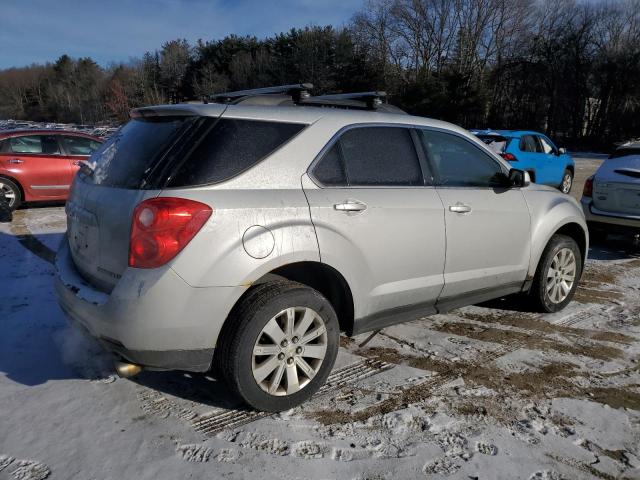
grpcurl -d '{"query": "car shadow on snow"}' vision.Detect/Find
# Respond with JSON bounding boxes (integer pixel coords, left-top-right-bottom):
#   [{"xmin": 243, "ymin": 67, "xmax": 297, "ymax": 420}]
[
  {"xmin": 130, "ymin": 369, "xmax": 246, "ymax": 411},
  {"xmin": 587, "ymin": 233, "xmax": 640, "ymax": 261}
]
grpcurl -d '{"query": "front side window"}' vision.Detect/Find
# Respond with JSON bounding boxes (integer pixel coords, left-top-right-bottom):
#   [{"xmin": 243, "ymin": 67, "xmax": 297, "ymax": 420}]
[
  {"xmin": 9, "ymin": 135, "xmax": 60, "ymax": 155},
  {"xmin": 60, "ymin": 136, "xmax": 102, "ymax": 155},
  {"xmin": 420, "ymin": 129, "xmax": 504, "ymax": 187},
  {"xmin": 312, "ymin": 126, "xmax": 424, "ymax": 187},
  {"xmin": 538, "ymin": 136, "xmax": 556, "ymax": 154}
]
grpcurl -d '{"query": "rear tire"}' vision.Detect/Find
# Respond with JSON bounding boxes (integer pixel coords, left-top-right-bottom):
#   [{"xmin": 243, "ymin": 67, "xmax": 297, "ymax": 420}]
[
  {"xmin": 0, "ymin": 177, "xmax": 21, "ymax": 210},
  {"xmin": 215, "ymin": 281, "xmax": 339, "ymax": 412},
  {"xmin": 529, "ymin": 234, "xmax": 582, "ymax": 313},
  {"xmin": 559, "ymin": 169, "xmax": 573, "ymax": 194}
]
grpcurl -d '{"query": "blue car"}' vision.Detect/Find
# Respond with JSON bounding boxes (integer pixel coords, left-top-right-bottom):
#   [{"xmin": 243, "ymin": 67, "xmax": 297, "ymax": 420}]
[{"xmin": 471, "ymin": 130, "xmax": 575, "ymax": 193}]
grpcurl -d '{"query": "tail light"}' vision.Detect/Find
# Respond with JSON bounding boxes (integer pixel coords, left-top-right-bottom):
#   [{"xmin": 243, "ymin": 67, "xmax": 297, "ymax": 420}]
[
  {"xmin": 500, "ymin": 153, "xmax": 517, "ymax": 162},
  {"xmin": 129, "ymin": 197, "xmax": 212, "ymax": 269},
  {"xmin": 583, "ymin": 176, "xmax": 594, "ymax": 197}
]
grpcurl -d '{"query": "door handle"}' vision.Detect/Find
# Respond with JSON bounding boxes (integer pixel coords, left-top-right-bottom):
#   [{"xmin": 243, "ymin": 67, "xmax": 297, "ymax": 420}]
[
  {"xmin": 334, "ymin": 200, "xmax": 367, "ymax": 212},
  {"xmin": 8, "ymin": 158, "xmax": 24, "ymax": 164},
  {"xmin": 72, "ymin": 160, "xmax": 83, "ymax": 166},
  {"xmin": 449, "ymin": 203, "xmax": 472, "ymax": 213}
]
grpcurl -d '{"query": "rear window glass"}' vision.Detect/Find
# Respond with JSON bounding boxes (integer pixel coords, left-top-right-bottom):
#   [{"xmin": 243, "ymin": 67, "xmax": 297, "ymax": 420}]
[
  {"xmin": 610, "ymin": 147, "xmax": 640, "ymax": 159},
  {"xmin": 86, "ymin": 117, "xmax": 193, "ymax": 188},
  {"xmin": 167, "ymin": 119, "xmax": 305, "ymax": 187},
  {"xmin": 476, "ymin": 135, "xmax": 510, "ymax": 154},
  {"xmin": 83, "ymin": 116, "xmax": 305, "ymax": 189}
]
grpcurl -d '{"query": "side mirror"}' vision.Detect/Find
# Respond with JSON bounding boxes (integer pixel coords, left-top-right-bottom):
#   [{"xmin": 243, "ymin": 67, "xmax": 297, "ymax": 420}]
[
  {"xmin": 558, "ymin": 147, "xmax": 567, "ymax": 155},
  {"xmin": 509, "ymin": 168, "xmax": 530, "ymax": 188}
]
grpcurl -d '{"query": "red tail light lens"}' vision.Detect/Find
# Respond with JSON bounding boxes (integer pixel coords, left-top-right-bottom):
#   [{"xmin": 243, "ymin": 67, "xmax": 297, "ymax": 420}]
[
  {"xmin": 129, "ymin": 197, "xmax": 212, "ymax": 269},
  {"xmin": 583, "ymin": 175, "xmax": 594, "ymax": 197},
  {"xmin": 500, "ymin": 153, "xmax": 517, "ymax": 162}
]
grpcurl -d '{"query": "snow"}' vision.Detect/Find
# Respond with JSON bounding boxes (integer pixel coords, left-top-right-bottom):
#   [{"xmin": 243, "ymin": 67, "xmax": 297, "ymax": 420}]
[{"xmin": 1, "ymin": 205, "xmax": 639, "ymax": 480}]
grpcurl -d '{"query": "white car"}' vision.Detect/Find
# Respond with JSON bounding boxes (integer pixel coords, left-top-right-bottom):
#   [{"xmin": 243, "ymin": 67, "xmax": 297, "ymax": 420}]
[{"xmin": 581, "ymin": 142, "xmax": 640, "ymax": 241}]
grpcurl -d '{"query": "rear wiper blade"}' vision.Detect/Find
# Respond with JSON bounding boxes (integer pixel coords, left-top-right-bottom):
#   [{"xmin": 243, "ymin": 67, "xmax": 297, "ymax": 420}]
[{"xmin": 614, "ymin": 168, "xmax": 640, "ymax": 179}]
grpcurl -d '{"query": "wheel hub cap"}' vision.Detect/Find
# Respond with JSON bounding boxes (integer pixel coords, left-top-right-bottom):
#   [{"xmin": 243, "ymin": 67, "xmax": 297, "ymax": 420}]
[
  {"xmin": 0, "ymin": 182, "xmax": 16, "ymax": 207},
  {"xmin": 252, "ymin": 307, "xmax": 328, "ymax": 396},
  {"xmin": 546, "ymin": 248, "xmax": 577, "ymax": 304}
]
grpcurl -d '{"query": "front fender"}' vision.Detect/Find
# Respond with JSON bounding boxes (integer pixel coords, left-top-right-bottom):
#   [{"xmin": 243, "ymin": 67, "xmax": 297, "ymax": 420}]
[{"xmin": 523, "ymin": 187, "xmax": 588, "ymax": 278}]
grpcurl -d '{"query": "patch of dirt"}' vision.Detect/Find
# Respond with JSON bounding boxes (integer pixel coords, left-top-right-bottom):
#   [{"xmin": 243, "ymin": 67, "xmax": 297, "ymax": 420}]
[
  {"xmin": 432, "ymin": 320, "xmax": 624, "ymax": 361},
  {"xmin": 586, "ymin": 387, "xmax": 640, "ymax": 411},
  {"xmin": 458, "ymin": 311, "xmax": 634, "ymax": 345}
]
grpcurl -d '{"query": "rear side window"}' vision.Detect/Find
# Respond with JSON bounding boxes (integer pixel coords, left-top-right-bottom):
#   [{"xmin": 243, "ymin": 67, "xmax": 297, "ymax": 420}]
[
  {"xmin": 9, "ymin": 135, "xmax": 60, "ymax": 155},
  {"xmin": 168, "ymin": 119, "xmax": 305, "ymax": 187},
  {"xmin": 85, "ymin": 117, "xmax": 305, "ymax": 189},
  {"xmin": 60, "ymin": 136, "xmax": 102, "ymax": 155},
  {"xmin": 312, "ymin": 144, "xmax": 347, "ymax": 186},
  {"xmin": 312, "ymin": 126, "xmax": 424, "ymax": 187}
]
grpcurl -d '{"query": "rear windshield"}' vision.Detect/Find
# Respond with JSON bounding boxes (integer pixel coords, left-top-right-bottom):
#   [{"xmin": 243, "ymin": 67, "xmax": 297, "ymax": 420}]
[
  {"xmin": 82, "ymin": 116, "xmax": 306, "ymax": 189},
  {"xmin": 609, "ymin": 147, "xmax": 640, "ymax": 159},
  {"xmin": 476, "ymin": 134, "xmax": 510, "ymax": 154}
]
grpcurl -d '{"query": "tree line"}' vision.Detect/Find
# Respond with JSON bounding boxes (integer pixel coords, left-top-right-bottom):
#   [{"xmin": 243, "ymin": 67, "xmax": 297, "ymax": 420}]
[{"xmin": 1, "ymin": 0, "xmax": 638, "ymax": 149}]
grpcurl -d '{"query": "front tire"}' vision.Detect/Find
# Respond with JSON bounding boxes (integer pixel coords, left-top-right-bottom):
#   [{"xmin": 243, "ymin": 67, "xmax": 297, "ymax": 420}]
[
  {"xmin": 215, "ymin": 281, "xmax": 339, "ymax": 412},
  {"xmin": 0, "ymin": 177, "xmax": 21, "ymax": 210},
  {"xmin": 559, "ymin": 169, "xmax": 573, "ymax": 194},
  {"xmin": 529, "ymin": 234, "xmax": 582, "ymax": 312}
]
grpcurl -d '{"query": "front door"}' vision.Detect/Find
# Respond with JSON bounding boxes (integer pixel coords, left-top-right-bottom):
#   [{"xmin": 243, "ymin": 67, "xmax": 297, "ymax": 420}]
[
  {"xmin": 303, "ymin": 125, "xmax": 446, "ymax": 328},
  {"xmin": 418, "ymin": 128, "xmax": 531, "ymax": 306}
]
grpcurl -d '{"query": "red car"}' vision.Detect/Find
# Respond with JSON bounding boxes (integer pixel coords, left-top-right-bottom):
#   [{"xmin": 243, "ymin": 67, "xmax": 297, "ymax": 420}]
[{"xmin": 0, "ymin": 130, "xmax": 103, "ymax": 209}]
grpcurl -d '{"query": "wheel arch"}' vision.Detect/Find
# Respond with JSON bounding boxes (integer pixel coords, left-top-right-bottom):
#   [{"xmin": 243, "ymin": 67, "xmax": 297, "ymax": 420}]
[
  {"xmin": 217, "ymin": 261, "xmax": 355, "ymax": 350},
  {"xmin": 529, "ymin": 220, "xmax": 588, "ymax": 289}
]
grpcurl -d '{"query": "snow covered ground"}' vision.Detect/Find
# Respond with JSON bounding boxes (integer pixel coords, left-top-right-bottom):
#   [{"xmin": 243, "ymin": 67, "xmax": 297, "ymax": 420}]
[{"xmin": 1, "ymin": 192, "xmax": 639, "ymax": 479}]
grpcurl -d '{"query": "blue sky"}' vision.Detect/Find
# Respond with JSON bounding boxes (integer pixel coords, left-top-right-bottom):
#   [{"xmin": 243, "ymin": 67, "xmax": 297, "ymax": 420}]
[{"xmin": 0, "ymin": 0, "xmax": 363, "ymax": 69}]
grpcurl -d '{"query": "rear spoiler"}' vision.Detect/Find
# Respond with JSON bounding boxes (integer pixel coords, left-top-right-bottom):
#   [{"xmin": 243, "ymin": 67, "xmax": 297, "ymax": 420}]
[{"xmin": 130, "ymin": 104, "xmax": 226, "ymax": 119}]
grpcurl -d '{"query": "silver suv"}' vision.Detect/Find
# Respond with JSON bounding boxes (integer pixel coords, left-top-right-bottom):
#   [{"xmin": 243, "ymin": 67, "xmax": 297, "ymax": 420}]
[{"xmin": 55, "ymin": 85, "xmax": 588, "ymax": 412}]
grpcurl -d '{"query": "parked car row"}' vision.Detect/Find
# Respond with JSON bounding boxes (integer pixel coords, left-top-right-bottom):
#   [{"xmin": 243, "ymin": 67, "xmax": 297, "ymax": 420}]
[{"xmin": 0, "ymin": 119, "xmax": 119, "ymax": 139}]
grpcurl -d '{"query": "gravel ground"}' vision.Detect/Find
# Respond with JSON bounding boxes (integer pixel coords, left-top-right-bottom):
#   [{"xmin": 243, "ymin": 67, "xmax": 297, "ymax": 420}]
[{"xmin": 1, "ymin": 157, "xmax": 639, "ymax": 480}]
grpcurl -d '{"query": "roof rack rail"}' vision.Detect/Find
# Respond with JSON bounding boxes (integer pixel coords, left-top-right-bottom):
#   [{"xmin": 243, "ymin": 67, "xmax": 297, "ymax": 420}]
[
  {"xmin": 209, "ymin": 83, "xmax": 313, "ymax": 104},
  {"xmin": 303, "ymin": 91, "xmax": 387, "ymax": 110}
]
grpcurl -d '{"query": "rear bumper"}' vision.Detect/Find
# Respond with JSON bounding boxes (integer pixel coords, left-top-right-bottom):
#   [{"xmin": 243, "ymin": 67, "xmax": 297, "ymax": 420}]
[
  {"xmin": 55, "ymin": 238, "xmax": 247, "ymax": 372},
  {"xmin": 581, "ymin": 198, "xmax": 640, "ymax": 231}
]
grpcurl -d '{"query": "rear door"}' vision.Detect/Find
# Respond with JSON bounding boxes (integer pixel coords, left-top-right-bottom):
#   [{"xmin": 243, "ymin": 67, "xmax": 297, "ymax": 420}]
[
  {"xmin": 419, "ymin": 128, "xmax": 531, "ymax": 306},
  {"xmin": 303, "ymin": 125, "xmax": 446, "ymax": 324},
  {"xmin": 4, "ymin": 134, "xmax": 69, "ymax": 199}
]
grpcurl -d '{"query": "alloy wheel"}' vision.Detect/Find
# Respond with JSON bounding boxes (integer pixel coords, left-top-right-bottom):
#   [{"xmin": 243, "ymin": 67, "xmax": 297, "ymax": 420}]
[
  {"xmin": 0, "ymin": 181, "xmax": 16, "ymax": 207},
  {"xmin": 252, "ymin": 307, "xmax": 327, "ymax": 396},
  {"xmin": 546, "ymin": 247, "xmax": 577, "ymax": 304},
  {"xmin": 561, "ymin": 173, "xmax": 572, "ymax": 194}
]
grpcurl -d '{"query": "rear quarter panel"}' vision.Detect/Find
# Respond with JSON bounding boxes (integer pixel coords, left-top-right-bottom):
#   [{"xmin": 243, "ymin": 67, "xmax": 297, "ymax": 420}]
[{"xmin": 163, "ymin": 187, "xmax": 320, "ymax": 288}]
